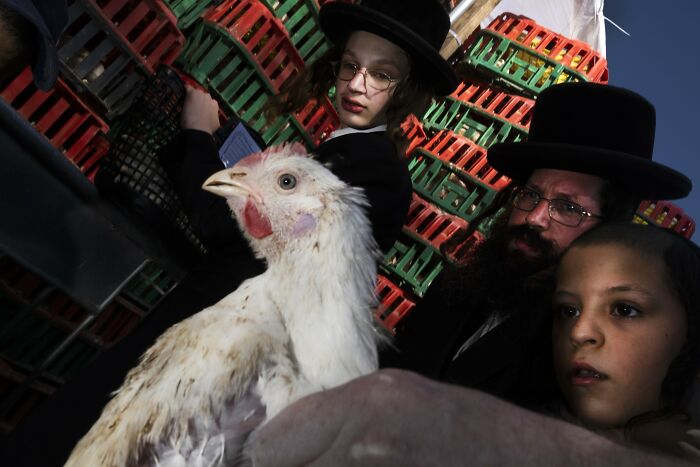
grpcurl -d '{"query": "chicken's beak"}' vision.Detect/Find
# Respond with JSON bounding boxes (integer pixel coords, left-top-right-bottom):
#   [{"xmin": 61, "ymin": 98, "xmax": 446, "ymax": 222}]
[{"xmin": 202, "ymin": 169, "xmax": 250, "ymax": 199}]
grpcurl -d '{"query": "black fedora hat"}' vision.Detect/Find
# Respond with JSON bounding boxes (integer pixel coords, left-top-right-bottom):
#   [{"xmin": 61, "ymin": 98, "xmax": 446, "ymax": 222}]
[
  {"xmin": 1, "ymin": 0, "xmax": 68, "ymax": 90},
  {"xmin": 319, "ymin": 0, "xmax": 458, "ymax": 96},
  {"xmin": 488, "ymin": 82, "xmax": 691, "ymax": 200}
]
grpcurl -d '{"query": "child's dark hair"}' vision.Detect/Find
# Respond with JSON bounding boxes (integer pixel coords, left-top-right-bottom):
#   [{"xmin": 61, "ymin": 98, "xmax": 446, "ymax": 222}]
[
  {"xmin": 264, "ymin": 41, "xmax": 434, "ymax": 155},
  {"xmin": 566, "ymin": 222, "xmax": 700, "ymax": 423}
]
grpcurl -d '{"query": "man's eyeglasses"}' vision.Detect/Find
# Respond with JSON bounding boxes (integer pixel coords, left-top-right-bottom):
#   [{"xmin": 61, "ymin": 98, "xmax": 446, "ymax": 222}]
[
  {"xmin": 512, "ymin": 187, "xmax": 602, "ymax": 227},
  {"xmin": 331, "ymin": 60, "xmax": 400, "ymax": 91}
]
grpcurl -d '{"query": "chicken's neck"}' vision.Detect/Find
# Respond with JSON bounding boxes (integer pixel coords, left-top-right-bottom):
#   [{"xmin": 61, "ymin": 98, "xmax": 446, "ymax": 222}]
[{"xmin": 264, "ymin": 201, "xmax": 382, "ymax": 388}]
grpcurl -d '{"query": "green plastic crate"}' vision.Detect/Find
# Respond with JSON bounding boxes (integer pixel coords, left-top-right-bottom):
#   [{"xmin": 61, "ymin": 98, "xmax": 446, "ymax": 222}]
[
  {"xmin": 380, "ymin": 231, "xmax": 445, "ymax": 299},
  {"xmin": 462, "ymin": 30, "xmax": 590, "ymax": 97},
  {"xmin": 259, "ymin": 0, "xmax": 331, "ymax": 63},
  {"xmin": 408, "ymin": 148, "xmax": 500, "ymax": 222},
  {"xmin": 179, "ymin": 21, "xmax": 315, "ymax": 148},
  {"xmin": 422, "ymin": 97, "xmax": 527, "ymax": 149},
  {"xmin": 162, "ymin": 0, "xmax": 216, "ymax": 29},
  {"xmin": 121, "ymin": 262, "xmax": 178, "ymax": 310}
]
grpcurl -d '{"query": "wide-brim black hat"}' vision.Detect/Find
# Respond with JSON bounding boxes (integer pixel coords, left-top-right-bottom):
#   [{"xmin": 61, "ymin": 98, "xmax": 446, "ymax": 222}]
[
  {"xmin": 1, "ymin": 0, "xmax": 68, "ymax": 90},
  {"xmin": 319, "ymin": 0, "xmax": 458, "ymax": 96},
  {"xmin": 488, "ymin": 82, "xmax": 691, "ymax": 200}
]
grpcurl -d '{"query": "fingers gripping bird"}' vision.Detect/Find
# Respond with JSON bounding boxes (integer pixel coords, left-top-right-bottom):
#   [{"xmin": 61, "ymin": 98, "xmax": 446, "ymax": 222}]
[{"xmin": 65, "ymin": 143, "xmax": 385, "ymax": 466}]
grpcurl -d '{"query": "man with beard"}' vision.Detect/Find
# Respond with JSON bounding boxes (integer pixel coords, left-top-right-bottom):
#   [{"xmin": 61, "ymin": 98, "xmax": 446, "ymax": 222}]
[{"xmin": 380, "ymin": 82, "xmax": 692, "ymax": 408}]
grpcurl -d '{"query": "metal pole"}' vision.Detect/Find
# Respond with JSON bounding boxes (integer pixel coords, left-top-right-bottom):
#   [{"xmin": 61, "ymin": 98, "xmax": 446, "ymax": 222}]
[{"xmin": 450, "ymin": 0, "xmax": 478, "ymax": 23}]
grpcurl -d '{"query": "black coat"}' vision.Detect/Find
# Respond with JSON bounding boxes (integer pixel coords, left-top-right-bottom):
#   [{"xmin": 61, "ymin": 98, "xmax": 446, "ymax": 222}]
[
  {"xmin": 0, "ymin": 129, "xmax": 412, "ymax": 466},
  {"xmin": 380, "ymin": 272, "xmax": 560, "ymax": 408}
]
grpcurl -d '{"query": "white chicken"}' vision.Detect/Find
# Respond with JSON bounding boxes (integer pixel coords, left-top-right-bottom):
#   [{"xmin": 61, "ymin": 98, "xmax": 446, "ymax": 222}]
[{"xmin": 65, "ymin": 143, "xmax": 385, "ymax": 466}]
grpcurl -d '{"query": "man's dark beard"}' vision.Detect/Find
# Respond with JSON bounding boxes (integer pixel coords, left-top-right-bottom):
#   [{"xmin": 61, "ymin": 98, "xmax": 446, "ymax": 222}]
[{"xmin": 441, "ymin": 216, "xmax": 559, "ymax": 321}]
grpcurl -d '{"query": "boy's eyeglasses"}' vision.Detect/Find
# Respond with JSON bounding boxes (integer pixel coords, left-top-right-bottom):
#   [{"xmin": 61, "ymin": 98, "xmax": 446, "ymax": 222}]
[
  {"xmin": 512, "ymin": 187, "xmax": 602, "ymax": 227},
  {"xmin": 331, "ymin": 61, "xmax": 400, "ymax": 91}
]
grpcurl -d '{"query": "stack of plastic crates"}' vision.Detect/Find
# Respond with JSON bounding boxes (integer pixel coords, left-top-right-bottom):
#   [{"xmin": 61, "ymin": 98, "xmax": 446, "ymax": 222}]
[
  {"xmin": 374, "ymin": 12, "xmax": 611, "ymax": 333},
  {"xmin": 0, "ymin": 255, "xmax": 177, "ymax": 435},
  {"xmin": 458, "ymin": 12, "xmax": 608, "ymax": 97},
  {"xmin": 0, "ymin": 0, "xmax": 188, "ymax": 438},
  {"xmin": 634, "ymin": 200, "xmax": 696, "ymax": 239},
  {"xmin": 176, "ymin": 0, "xmax": 338, "ymax": 149}
]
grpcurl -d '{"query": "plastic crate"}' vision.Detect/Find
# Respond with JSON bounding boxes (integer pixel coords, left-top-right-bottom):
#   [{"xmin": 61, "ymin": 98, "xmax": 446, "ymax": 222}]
[
  {"xmin": 450, "ymin": 81, "xmax": 534, "ymax": 130},
  {"xmin": 293, "ymin": 96, "xmax": 338, "ymax": 146},
  {"xmin": 203, "ymin": 0, "xmax": 306, "ymax": 92},
  {"xmin": 422, "ymin": 130, "xmax": 511, "ymax": 191},
  {"xmin": 488, "ymin": 13, "xmax": 608, "ymax": 83},
  {"xmin": 259, "ymin": 0, "xmax": 331, "ymax": 63},
  {"xmin": 0, "ymin": 309, "xmax": 100, "ymax": 382},
  {"xmin": 374, "ymin": 274, "xmax": 418, "ymax": 333},
  {"xmin": 634, "ymin": 200, "xmax": 696, "ymax": 239},
  {"xmin": 401, "ymin": 114, "xmax": 427, "ymax": 157},
  {"xmin": 0, "ymin": 360, "xmax": 58, "ymax": 434},
  {"xmin": 85, "ymin": 0, "xmax": 184, "ymax": 72},
  {"xmin": 403, "ymin": 193, "xmax": 469, "ymax": 252},
  {"xmin": 59, "ymin": 0, "xmax": 184, "ymax": 118},
  {"xmin": 0, "ymin": 66, "xmax": 110, "ymax": 180},
  {"xmin": 71, "ymin": 134, "xmax": 110, "ymax": 182},
  {"xmin": 381, "ymin": 231, "xmax": 445, "ymax": 299},
  {"xmin": 422, "ymin": 97, "xmax": 527, "ymax": 149},
  {"xmin": 408, "ymin": 147, "xmax": 500, "ymax": 222},
  {"xmin": 461, "ymin": 26, "xmax": 607, "ymax": 97},
  {"xmin": 179, "ymin": 22, "xmax": 315, "ymax": 147},
  {"xmin": 162, "ymin": 0, "xmax": 217, "ymax": 29}
]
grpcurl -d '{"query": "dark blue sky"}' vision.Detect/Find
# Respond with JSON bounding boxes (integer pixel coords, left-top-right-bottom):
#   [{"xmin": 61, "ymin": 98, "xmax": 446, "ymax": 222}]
[{"xmin": 604, "ymin": 0, "xmax": 699, "ymax": 235}]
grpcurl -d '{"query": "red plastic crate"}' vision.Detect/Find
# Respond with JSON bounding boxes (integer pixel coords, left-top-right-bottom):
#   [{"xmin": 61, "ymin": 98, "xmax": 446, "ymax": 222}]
[
  {"xmin": 88, "ymin": 0, "xmax": 185, "ymax": 72},
  {"xmin": 450, "ymin": 81, "xmax": 534, "ymax": 130},
  {"xmin": 0, "ymin": 67, "xmax": 110, "ymax": 179},
  {"xmin": 401, "ymin": 114, "xmax": 427, "ymax": 157},
  {"xmin": 0, "ymin": 360, "xmax": 57, "ymax": 434},
  {"xmin": 0, "ymin": 256, "xmax": 49, "ymax": 305},
  {"xmin": 374, "ymin": 274, "xmax": 418, "ymax": 333},
  {"xmin": 444, "ymin": 229, "xmax": 485, "ymax": 264},
  {"xmin": 486, "ymin": 12, "xmax": 608, "ymax": 83},
  {"xmin": 404, "ymin": 193, "xmax": 469, "ymax": 251},
  {"xmin": 70, "ymin": 134, "xmax": 110, "ymax": 182},
  {"xmin": 635, "ymin": 200, "xmax": 696, "ymax": 239},
  {"xmin": 294, "ymin": 96, "xmax": 339, "ymax": 146},
  {"xmin": 87, "ymin": 299, "xmax": 144, "ymax": 345},
  {"xmin": 422, "ymin": 130, "xmax": 511, "ymax": 191},
  {"xmin": 204, "ymin": 0, "xmax": 306, "ymax": 92}
]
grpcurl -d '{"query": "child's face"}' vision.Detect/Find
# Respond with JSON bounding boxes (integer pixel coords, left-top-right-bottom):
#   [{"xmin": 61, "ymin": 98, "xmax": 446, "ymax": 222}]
[
  {"xmin": 335, "ymin": 31, "xmax": 410, "ymax": 129},
  {"xmin": 552, "ymin": 243, "xmax": 686, "ymax": 428}
]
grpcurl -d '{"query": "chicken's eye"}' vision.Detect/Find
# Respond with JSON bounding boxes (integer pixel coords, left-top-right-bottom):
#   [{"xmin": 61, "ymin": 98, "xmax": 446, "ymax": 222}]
[{"xmin": 278, "ymin": 174, "xmax": 297, "ymax": 190}]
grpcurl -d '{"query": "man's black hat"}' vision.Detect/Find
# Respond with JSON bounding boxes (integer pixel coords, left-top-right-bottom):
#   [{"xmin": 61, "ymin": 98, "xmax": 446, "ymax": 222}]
[
  {"xmin": 488, "ymin": 82, "xmax": 691, "ymax": 200},
  {"xmin": 319, "ymin": 0, "xmax": 458, "ymax": 96}
]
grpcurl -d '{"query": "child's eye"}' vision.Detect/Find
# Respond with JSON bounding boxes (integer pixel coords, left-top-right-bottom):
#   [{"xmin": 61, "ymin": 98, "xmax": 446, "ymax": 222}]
[
  {"xmin": 555, "ymin": 304, "xmax": 580, "ymax": 319},
  {"xmin": 368, "ymin": 69, "xmax": 393, "ymax": 83},
  {"xmin": 611, "ymin": 303, "xmax": 642, "ymax": 318}
]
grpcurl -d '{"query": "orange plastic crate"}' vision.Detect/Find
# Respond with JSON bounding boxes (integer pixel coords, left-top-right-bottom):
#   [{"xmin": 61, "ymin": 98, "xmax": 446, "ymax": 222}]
[
  {"xmin": 450, "ymin": 81, "xmax": 534, "ymax": 130},
  {"xmin": 401, "ymin": 114, "xmax": 427, "ymax": 157},
  {"xmin": 422, "ymin": 129, "xmax": 511, "ymax": 191},
  {"xmin": 404, "ymin": 193, "xmax": 469, "ymax": 251},
  {"xmin": 374, "ymin": 274, "xmax": 418, "ymax": 333},
  {"xmin": 0, "ymin": 67, "xmax": 110, "ymax": 180},
  {"xmin": 294, "ymin": 97, "xmax": 339, "ymax": 146},
  {"xmin": 88, "ymin": 0, "xmax": 185, "ymax": 72}
]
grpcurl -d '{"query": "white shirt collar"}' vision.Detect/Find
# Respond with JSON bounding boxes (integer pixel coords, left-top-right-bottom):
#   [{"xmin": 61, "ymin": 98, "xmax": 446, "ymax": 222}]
[{"xmin": 327, "ymin": 124, "xmax": 387, "ymax": 141}]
